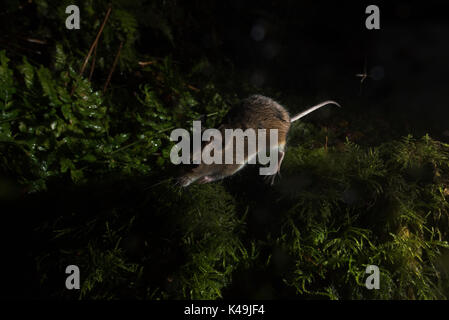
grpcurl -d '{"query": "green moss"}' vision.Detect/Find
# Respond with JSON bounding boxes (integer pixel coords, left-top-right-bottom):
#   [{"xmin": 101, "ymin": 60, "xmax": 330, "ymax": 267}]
[
  {"xmin": 270, "ymin": 136, "xmax": 449, "ymax": 299},
  {"xmin": 1, "ymin": 0, "xmax": 449, "ymax": 300}
]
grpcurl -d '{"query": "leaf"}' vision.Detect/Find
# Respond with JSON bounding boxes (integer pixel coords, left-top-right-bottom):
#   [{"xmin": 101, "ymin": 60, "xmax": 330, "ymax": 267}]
[
  {"xmin": 81, "ymin": 154, "xmax": 97, "ymax": 162},
  {"xmin": 70, "ymin": 168, "xmax": 84, "ymax": 183},
  {"xmin": 0, "ymin": 50, "xmax": 16, "ymax": 105},
  {"xmin": 60, "ymin": 158, "xmax": 75, "ymax": 173},
  {"xmin": 18, "ymin": 57, "xmax": 35, "ymax": 89},
  {"xmin": 61, "ymin": 104, "xmax": 73, "ymax": 121},
  {"xmin": 36, "ymin": 66, "xmax": 59, "ymax": 105},
  {"xmin": 54, "ymin": 44, "xmax": 67, "ymax": 71}
]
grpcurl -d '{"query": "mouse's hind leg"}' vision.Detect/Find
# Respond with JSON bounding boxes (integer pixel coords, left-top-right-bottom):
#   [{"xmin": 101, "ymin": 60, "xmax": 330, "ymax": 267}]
[
  {"xmin": 264, "ymin": 148, "xmax": 285, "ymax": 185},
  {"xmin": 277, "ymin": 149, "xmax": 285, "ymax": 175}
]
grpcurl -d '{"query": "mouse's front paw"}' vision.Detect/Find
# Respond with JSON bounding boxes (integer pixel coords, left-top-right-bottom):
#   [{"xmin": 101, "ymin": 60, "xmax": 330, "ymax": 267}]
[{"xmin": 197, "ymin": 176, "xmax": 214, "ymax": 184}]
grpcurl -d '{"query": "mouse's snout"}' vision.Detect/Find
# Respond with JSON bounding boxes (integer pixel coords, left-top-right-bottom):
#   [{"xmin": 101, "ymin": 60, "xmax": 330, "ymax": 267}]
[{"xmin": 177, "ymin": 175, "xmax": 193, "ymax": 187}]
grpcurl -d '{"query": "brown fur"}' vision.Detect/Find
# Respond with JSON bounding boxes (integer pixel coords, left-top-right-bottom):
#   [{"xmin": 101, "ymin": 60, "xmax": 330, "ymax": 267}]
[
  {"xmin": 178, "ymin": 95, "xmax": 290, "ymax": 187},
  {"xmin": 177, "ymin": 95, "xmax": 339, "ymax": 187}
]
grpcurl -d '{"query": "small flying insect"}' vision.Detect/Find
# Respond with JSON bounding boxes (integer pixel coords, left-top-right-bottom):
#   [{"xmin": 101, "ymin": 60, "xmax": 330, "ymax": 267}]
[{"xmin": 355, "ymin": 56, "xmax": 369, "ymax": 95}]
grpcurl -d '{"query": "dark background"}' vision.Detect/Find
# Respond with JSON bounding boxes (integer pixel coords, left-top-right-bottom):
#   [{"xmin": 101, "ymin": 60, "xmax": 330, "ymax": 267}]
[
  {"xmin": 2, "ymin": 0, "xmax": 449, "ymax": 299},
  {"xmin": 172, "ymin": 1, "xmax": 449, "ymax": 141}
]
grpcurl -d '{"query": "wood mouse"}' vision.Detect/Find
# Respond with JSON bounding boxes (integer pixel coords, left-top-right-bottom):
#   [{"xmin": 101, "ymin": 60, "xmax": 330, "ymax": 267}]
[{"xmin": 177, "ymin": 94, "xmax": 340, "ymax": 187}]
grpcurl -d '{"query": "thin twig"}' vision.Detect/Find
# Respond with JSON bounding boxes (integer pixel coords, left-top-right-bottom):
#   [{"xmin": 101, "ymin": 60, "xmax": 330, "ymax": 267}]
[
  {"xmin": 110, "ymin": 139, "xmax": 140, "ymax": 154},
  {"xmin": 324, "ymin": 127, "xmax": 328, "ymax": 151},
  {"xmin": 88, "ymin": 43, "xmax": 97, "ymax": 82},
  {"xmin": 187, "ymin": 84, "xmax": 200, "ymax": 92},
  {"xmin": 71, "ymin": 6, "xmax": 112, "ymax": 96},
  {"xmin": 103, "ymin": 41, "xmax": 123, "ymax": 93},
  {"xmin": 79, "ymin": 6, "xmax": 111, "ymax": 77},
  {"xmin": 0, "ymin": 117, "xmax": 23, "ymax": 124},
  {"xmin": 24, "ymin": 38, "xmax": 47, "ymax": 45},
  {"xmin": 138, "ymin": 61, "xmax": 156, "ymax": 67}
]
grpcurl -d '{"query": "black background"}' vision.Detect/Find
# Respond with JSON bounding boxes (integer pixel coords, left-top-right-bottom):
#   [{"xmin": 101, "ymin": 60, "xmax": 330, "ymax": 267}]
[{"xmin": 2, "ymin": 0, "xmax": 449, "ymax": 300}]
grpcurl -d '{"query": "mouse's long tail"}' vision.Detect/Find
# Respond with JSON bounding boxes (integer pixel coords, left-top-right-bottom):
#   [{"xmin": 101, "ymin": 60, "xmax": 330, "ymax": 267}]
[{"xmin": 290, "ymin": 100, "xmax": 341, "ymax": 122}]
